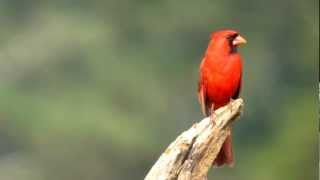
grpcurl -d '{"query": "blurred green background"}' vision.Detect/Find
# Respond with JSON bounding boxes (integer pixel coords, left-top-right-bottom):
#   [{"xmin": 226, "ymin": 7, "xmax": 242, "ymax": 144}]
[{"xmin": 0, "ymin": 1, "xmax": 318, "ymax": 180}]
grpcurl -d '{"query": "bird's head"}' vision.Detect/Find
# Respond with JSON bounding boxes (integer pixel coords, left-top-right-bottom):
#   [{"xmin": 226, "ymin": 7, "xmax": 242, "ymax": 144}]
[{"xmin": 208, "ymin": 29, "xmax": 247, "ymax": 55}]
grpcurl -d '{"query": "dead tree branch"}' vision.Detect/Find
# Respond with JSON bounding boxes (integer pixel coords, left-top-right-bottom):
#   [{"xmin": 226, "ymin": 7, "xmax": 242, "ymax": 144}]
[{"xmin": 145, "ymin": 98, "xmax": 244, "ymax": 180}]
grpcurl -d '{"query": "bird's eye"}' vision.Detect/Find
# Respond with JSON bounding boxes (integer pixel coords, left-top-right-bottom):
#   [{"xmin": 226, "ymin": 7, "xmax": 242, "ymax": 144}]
[{"xmin": 226, "ymin": 33, "xmax": 238, "ymax": 41}]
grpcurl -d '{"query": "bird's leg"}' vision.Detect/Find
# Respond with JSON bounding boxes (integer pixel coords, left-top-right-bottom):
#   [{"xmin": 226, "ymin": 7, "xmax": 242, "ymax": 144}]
[{"xmin": 210, "ymin": 104, "xmax": 217, "ymax": 124}]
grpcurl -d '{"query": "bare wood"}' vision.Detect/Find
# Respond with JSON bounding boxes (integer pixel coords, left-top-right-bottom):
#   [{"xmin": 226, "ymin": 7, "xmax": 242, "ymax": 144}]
[{"xmin": 145, "ymin": 98, "xmax": 243, "ymax": 180}]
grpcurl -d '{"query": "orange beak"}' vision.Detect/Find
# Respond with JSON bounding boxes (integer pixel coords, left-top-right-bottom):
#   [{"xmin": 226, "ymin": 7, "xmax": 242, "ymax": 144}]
[{"xmin": 232, "ymin": 35, "xmax": 247, "ymax": 45}]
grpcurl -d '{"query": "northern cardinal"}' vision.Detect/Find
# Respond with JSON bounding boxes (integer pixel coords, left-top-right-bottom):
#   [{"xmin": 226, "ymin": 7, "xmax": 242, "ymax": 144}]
[{"xmin": 198, "ymin": 29, "xmax": 246, "ymax": 167}]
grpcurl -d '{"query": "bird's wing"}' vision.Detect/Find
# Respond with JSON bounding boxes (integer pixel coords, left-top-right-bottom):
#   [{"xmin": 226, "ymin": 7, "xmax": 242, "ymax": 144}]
[
  {"xmin": 198, "ymin": 60, "xmax": 210, "ymax": 116},
  {"xmin": 198, "ymin": 82, "xmax": 207, "ymax": 116},
  {"xmin": 232, "ymin": 74, "xmax": 242, "ymax": 99}
]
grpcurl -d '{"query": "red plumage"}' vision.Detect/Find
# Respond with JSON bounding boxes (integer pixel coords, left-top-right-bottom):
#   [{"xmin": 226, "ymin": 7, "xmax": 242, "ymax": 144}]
[{"xmin": 198, "ymin": 29, "xmax": 246, "ymax": 167}]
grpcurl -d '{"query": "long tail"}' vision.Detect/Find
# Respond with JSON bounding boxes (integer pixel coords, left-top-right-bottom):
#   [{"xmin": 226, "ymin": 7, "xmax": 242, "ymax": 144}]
[{"xmin": 213, "ymin": 134, "xmax": 234, "ymax": 167}]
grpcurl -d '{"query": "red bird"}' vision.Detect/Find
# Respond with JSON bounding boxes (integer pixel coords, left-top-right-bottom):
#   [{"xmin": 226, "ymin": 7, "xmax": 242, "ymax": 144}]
[{"xmin": 198, "ymin": 29, "xmax": 246, "ymax": 167}]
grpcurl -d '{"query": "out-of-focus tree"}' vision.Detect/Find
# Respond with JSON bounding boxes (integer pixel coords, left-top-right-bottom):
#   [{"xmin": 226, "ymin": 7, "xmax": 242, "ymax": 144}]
[{"xmin": 0, "ymin": 0, "xmax": 317, "ymax": 180}]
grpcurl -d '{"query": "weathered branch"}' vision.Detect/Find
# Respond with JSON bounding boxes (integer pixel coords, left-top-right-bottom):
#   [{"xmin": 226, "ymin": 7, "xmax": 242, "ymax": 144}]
[{"xmin": 145, "ymin": 98, "xmax": 244, "ymax": 180}]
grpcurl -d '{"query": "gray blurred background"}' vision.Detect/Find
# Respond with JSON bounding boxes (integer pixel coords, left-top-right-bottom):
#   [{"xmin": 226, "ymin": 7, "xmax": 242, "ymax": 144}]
[{"xmin": 0, "ymin": 0, "xmax": 318, "ymax": 180}]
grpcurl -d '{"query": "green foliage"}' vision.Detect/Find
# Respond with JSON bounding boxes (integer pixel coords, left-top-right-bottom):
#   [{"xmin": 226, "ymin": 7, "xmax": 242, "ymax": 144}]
[{"xmin": 0, "ymin": 1, "xmax": 317, "ymax": 180}]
